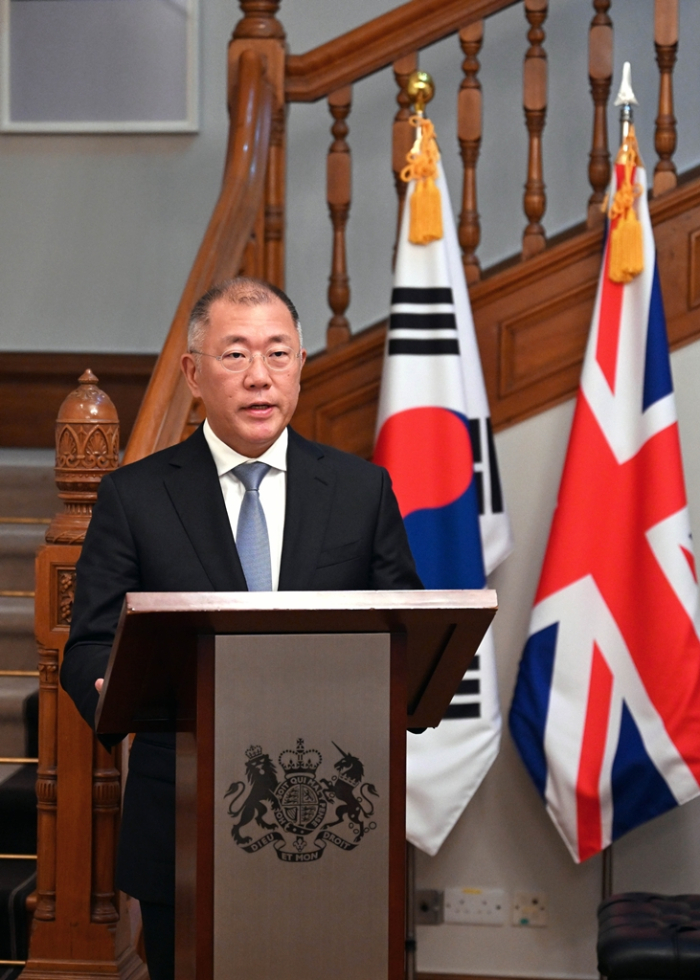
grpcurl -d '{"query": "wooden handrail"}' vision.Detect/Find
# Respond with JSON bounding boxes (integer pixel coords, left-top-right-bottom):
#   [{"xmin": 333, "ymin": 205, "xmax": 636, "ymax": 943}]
[
  {"xmin": 285, "ymin": 0, "xmax": 519, "ymax": 103},
  {"xmin": 124, "ymin": 49, "xmax": 274, "ymax": 465}
]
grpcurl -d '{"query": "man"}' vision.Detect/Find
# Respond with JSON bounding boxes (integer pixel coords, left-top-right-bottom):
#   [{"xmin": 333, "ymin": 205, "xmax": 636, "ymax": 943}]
[{"xmin": 61, "ymin": 277, "xmax": 421, "ymax": 980}]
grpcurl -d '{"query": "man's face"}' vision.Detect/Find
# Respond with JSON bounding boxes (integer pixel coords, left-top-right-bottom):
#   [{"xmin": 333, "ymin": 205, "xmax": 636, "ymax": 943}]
[{"xmin": 181, "ymin": 296, "xmax": 306, "ymax": 457}]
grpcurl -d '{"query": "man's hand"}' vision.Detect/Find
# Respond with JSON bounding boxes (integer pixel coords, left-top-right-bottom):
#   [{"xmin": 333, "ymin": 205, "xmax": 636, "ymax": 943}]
[{"xmin": 95, "ymin": 678, "xmax": 104, "ymax": 693}]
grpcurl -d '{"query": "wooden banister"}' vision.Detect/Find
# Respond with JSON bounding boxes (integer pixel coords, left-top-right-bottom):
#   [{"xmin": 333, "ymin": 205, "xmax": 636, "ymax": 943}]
[
  {"xmin": 124, "ymin": 48, "xmax": 275, "ymax": 465},
  {"xmin": 285, "ymin": 0, "xmax": 519, "ymax": 103}
]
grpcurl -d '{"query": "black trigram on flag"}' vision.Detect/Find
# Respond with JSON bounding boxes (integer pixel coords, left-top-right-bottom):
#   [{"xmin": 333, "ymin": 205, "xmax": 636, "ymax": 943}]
[
  {"xmin": 388, "ymin": 287, "xmax": 460, "ymax": 357},
  {"xmin": 469, "ymin": 418, "xmax": 505, "ymax": 517},
  {"xmin": 444, "ymin": 656, "xmax": 482, "ymax": 720}
]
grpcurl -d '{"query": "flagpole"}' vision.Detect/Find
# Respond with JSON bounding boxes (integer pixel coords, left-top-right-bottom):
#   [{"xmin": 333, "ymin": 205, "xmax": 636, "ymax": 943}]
[
  {"xmin": 405, "ymin": 842, "xmax": 416, "ymax": 980},
  {"xmin": 601, "ymin": 844, "xmax": 614, "ymax": 901},
  {"xmin": 598, "ymin": 65, "xmax": 636, "ymax": 909},
  {"xmin": 614, "ymin": 61, "xmax": 638, "ymax": 147}
]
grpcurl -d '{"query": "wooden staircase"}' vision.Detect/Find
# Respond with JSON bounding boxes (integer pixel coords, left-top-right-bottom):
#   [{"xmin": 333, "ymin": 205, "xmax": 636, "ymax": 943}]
[
  {"xmin": 25, "ymin": 0, "xmax": 700, "ymax": 977},
  {"xmin": 123, "ymin": 0, "xmax": 700, "ymax": 464}
]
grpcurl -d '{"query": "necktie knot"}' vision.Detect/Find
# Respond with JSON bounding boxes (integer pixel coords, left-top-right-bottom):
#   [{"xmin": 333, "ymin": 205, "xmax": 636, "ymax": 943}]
[{"xmin": 233, "ymin": 461, "xmax": 270, "ymax": 492}]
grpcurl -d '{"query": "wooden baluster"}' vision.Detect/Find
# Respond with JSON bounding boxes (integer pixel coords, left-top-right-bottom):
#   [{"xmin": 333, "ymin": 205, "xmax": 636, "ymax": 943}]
[
  {"xmin": 458, "ymin": 21, "xmax": 484, "ymax": 285},
  {"xmin": 26, "ymin": 371, "xmax": 144, "ymax": 980},
  {"xmin": 587, "ymin": 0, "xmax": 613, "ymax": 227},
  {"xmin": 326, "ymin": 86, "xmax": 352, "ymax": 349},
  {"xmin": 392, "ymin": 53, "xmax": 418, "ymax": 267},
  {"xmin": 233, "ymin": 0, "xmax": 284, "ymax": 40},
  {"xmin": 653, "ymin": 0, "xmax": 678, "ymax": 196},
  {"xmin": 522, "ymin": 0, "xmax": 548, "ymax": 260},
  {"xmin": 264, "ymin": 105, "xmax": 286, "ymax": 288},
  {"xmin": 34, "ymin": 637, "xmax": 58, "ymax": 922}
]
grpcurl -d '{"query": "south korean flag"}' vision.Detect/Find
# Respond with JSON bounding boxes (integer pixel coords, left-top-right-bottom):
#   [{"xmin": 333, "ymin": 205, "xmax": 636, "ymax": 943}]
[{"xmin": 374, "ymin": 161, "xmax": 512, "ymax": 855}]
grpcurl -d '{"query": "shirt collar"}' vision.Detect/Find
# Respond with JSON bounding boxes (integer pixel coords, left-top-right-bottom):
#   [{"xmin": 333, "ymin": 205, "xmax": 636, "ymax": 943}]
[{"xmin": 203, "ymin": 419, "xmax": 288, "ymax": 476}]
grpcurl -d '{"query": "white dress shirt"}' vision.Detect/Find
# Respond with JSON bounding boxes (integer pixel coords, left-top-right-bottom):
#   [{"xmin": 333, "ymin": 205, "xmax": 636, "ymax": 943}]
[{"xmin": 203, "ymin": 419, "xmax": 287, "ymax": 590}]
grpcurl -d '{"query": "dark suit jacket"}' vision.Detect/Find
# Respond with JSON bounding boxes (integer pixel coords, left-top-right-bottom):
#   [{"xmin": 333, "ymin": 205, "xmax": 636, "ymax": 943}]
[{"xmin": 61, "ymin": 425, "xmax": 421, "ymax": 903}]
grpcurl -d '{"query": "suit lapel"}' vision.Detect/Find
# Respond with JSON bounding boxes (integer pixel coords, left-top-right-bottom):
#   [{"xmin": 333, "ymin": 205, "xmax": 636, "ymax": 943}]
[
  {"xmin": 279, "ymin": 429, "xmax": 334, "ymax": 590},
  {"xmin": 163, "ymin": 427, "xmax": 248, "ymax": 591}
]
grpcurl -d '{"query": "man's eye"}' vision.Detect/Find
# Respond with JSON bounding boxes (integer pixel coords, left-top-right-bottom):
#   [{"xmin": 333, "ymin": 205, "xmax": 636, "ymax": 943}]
[
  {"xmin": 268, "ymin": 349, "xmax": 291, "ymax": 361},
  {"xmin": 222, "ymin": 350, "xmax": 248, "ymax": 362}
]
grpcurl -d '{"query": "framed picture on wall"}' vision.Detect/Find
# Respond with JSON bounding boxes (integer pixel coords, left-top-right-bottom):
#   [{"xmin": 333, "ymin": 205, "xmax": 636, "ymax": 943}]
[{"xmin": 0, "ymin": 0, "xmax": 199, "ymax": 133}]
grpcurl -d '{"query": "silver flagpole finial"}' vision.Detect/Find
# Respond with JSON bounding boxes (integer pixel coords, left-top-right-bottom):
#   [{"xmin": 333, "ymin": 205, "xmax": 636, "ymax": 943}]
[
  {"xmin": 613, "ymin": 62, "xmax": 638, "ymax": 145},
  {"xmin": 614, "ymin": 62, "xmax": 638, "ymax": 108}
]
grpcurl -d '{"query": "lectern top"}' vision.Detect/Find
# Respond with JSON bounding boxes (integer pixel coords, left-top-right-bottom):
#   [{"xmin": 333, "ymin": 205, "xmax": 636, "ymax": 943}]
[
  {"xmin": 123, "ymin": 589, "xmax": 494, "ymax": 615},
  {"xmin": 96, "ymin": 589, "xmax": 497, "ymax": 733}
]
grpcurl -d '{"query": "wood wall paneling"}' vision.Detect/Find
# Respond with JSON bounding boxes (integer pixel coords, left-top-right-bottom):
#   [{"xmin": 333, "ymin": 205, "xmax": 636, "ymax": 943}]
[
  {"xmin": 292, "ymin": 323, "xmax": 385, "ymax": 459},
  {"xmin": 0, "ymin": 353, "xmax": 156, "ymax": 449},
  {"xmin": 689, "ymin": 229, "xmax": 700, "ymax": 311},
  {"xmin": 498, "ymin": 279, "xmax": 598, "ymax": 398}
]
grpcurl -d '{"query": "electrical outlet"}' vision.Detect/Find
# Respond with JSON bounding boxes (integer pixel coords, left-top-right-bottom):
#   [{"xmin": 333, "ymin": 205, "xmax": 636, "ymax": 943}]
[
  {"xmin": 512, "ymin": 891, "xmax": 547, "ymax": 927},
  {"xmin": 444, "ymin": 887, "xmax": 506, "ymax": 925},
  {"xmin": 415, "ymin": 889, "xmax": 444, "ymax": 925}
]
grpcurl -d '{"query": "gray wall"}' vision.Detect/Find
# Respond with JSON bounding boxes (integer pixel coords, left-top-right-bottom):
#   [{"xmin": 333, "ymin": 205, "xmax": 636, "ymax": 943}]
[
  {"xmin": 3, "ymin": 2, "xmax": 700, "ymax": 977},
  {"xmin": 416, "ymin": 340, "xmax": 700, "ymax": 979},
  {"xmin": 2, "ymin": 0, "xmax": 699, "ymax": 354}
]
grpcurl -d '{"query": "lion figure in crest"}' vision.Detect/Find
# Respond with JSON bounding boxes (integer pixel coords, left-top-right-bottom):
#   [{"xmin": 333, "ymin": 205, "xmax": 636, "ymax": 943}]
[{"xmin": 224, "ymin": 746, "xmax": 279, "ymax": 845}]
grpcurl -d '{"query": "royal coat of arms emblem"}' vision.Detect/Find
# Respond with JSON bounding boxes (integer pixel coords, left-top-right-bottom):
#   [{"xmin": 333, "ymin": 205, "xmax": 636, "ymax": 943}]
[{"xmin": 224, "ymin": 738, "xmax": 379, "ymax": 862}]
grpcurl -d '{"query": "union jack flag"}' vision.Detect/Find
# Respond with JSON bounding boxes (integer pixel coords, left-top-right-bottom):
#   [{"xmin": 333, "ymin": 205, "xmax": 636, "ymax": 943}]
[{"xmin": 509, "ymin": 162, "xmax": 700, "ymax": 863}]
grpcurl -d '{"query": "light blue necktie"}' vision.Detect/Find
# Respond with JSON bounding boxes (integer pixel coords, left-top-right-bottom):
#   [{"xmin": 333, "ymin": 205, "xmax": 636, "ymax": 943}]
[{"xmin": 233, "ymin": 462, "xmax": 272, "ymax": 591}]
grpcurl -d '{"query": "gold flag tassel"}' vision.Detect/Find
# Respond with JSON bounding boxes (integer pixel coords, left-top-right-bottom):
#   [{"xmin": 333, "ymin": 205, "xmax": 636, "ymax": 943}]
[
  {"xmin": 608, "ymin": 124, "xmax": 644, "ymax": 284},
  {"xmin": 401, "ymin": 115, "xmax": 443, "ymax": 245}
]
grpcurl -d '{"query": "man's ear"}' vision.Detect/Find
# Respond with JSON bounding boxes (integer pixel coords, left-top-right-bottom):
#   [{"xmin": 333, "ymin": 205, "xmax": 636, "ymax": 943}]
[{"xmin": 181, "ymin": 352, "xmax": 202, "ymax": 399}]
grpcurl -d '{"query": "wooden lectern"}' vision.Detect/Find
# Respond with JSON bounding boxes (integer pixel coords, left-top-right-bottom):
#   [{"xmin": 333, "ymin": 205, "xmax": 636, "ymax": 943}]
[{"xmin": 95, "ymin": 589, "xmax": 497, "ymax": 980}]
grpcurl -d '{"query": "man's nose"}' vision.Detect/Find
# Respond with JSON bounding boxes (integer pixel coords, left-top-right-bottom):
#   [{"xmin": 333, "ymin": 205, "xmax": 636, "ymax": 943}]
[{"xmin": 244, "ymin": 352, "xmax": 272, "ymax": 384}]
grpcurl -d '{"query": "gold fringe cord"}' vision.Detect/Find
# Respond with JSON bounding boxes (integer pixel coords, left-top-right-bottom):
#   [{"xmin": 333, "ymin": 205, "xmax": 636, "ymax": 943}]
[
  {"xmin": 608, "ymin": 125, "xmax": 644, "ymax": 283},
  {"xmin": 400, "ymin": 115, "xmax": 443, "ymax": 244}
]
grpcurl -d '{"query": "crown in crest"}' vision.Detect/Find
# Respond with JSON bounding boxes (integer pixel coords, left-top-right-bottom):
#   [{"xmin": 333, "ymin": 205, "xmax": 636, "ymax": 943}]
[
  {"xmin": 246, "ymin": 745, "xmax": 263, "ymax": 760},
  {"xmin": 279, "ymin": 738, "xmax": 322, "ymax": 776}
]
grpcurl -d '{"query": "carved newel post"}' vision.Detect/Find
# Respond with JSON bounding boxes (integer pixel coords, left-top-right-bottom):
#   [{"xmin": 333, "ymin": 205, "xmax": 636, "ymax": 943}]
[
  {"xmin": 25, "ymin": 372, "xmax": 145, "ymax": 980},
  {"xmin": 50, "ymin": 369, "xmax": 119, "ymax": 544}
]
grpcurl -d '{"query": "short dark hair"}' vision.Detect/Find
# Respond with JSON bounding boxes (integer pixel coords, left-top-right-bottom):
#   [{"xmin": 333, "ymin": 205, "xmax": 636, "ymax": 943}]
[{"xmin": 187, "ymin": 277, "xmax": 302, "ymax": 350}]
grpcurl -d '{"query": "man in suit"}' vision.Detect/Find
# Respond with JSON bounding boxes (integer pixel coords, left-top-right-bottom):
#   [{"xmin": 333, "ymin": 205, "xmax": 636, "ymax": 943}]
[{"xmin": 61, "ymin": 277, "xmax": 421, "ymax": 980}]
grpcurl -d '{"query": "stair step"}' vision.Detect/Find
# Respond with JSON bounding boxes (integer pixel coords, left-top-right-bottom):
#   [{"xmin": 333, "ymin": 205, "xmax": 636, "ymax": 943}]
[
  {"xmin": 0, "ymin": 452, "xmax": 58, "ymax": 519},
  {"xmin": 0, "ymin": 597, "xmax": 35, "ymax": 673},
  {"xmin": 0, "ymin": 680, "xmax": 38, "ymax": 759},
  {"xmin": 0, "ymin": 523, "xmax": 46, "ymax": 592}
]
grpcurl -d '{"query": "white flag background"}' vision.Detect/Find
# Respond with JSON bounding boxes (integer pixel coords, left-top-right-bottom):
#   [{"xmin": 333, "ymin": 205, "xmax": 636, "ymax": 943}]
[{"xmin": 403, "ymin": 163, "xmax": 513, "ymax": 855}]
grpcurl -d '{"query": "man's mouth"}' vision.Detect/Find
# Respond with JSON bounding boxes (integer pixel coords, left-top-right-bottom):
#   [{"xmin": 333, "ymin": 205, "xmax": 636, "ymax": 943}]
[{"xmin": 244, "ymin": 403, "xmax": 274, "ymax": 415}]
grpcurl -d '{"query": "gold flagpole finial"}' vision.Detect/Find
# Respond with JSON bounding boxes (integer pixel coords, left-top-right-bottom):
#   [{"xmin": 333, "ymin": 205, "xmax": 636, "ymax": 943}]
[
  {"xmin": 406, "ymin": 71, "xmax": 435, "ymax": 115},
  {"xmin": 401, "ymin": 71, "xmax": 442, "ymax": 244}
]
